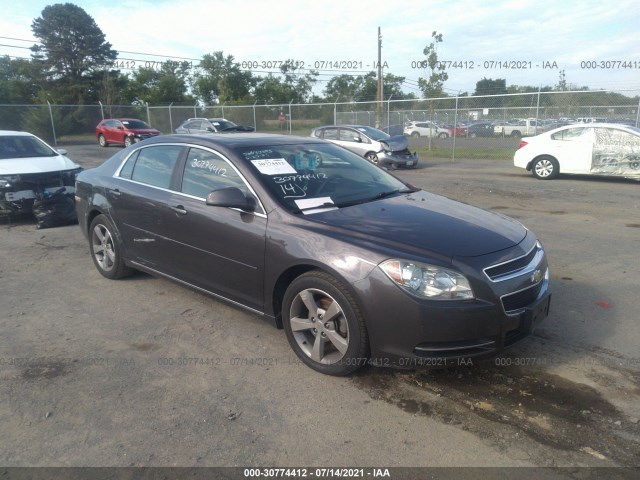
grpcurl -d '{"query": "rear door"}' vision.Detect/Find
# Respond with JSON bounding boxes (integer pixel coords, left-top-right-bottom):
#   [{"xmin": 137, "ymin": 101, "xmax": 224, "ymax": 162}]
[
  {"xmin": 108, "ymin": 144, "xmax": 184, "ymax": 268},
  {"xmin": 548, "ymin": 127, "xmax": 594, "ymax": 174}
]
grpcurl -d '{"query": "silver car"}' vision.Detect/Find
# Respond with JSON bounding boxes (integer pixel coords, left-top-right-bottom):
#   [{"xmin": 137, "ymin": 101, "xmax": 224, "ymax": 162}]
[
  {"xmin": 310, "ymin": 125, "xmax": 418, "ymax": 168},
  {"xmin": 175, "ymin": 117, "xmax": 254, "ymax": 134}
]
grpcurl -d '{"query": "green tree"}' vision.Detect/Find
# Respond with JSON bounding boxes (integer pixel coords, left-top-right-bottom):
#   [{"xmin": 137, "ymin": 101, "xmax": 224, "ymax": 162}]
[
  {"xmin": 324, "ymin": 72, "xmax": 410, "ymax": 102},
  {"xmin": 417, "ymin": 31, "xmax": 448, "ymax": 98},
  {"xmin": 125, "ymin": 60, "xmax": 194, "ymax": 105},
  {"xmin": 254, "ymin": 60, "xmax": 318, "ymax": 104},
  {"xmin": 474, "ymin": 78, "xmax": 508, "ymax": 96},
  {"xmin": 192, "ymin": 52, "xmax": 255, "ymax": 104},
  {"xmin": 30, "ymin": 3, "xmax": 117, "ymax": 104}
]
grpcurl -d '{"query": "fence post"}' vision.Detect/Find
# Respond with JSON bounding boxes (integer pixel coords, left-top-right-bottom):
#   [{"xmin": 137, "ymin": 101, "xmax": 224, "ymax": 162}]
[
  {"xmin": 387, "ymin": 95, "xmax": 392, "ymax": 128},
  {"xmin": 288, "ymin": 99, "xmax": 293, "ymax": 134},
  {"xmin": 253, "ymin": 100, "xmax": 257, "ymax": 131},
  {"xmin": 46, "ymin": 100, "xmax": 57, "ymax": 146},
  {"xmin": 535, "ymin": 86, "xmax": 541, "ymax": 134},
  {"xmin": 99, "ymin": 101, "xmax": 104, "ymax": 120},
  {"xmin": 146, "ymin": 102, "xmax": 151, "ymax": 126},
  {"xmin": 636, "ymin": 98, "xmax": 640, "ymax": 127},
  {"xmin": 169, "ymin": 102, "xmax": 173, "ymax": 132},
  {"xmin": 452, "ymin": 92, "xmax": 459, "ymax": 163}
]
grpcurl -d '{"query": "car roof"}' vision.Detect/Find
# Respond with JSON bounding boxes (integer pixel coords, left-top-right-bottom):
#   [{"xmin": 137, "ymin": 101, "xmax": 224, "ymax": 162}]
[
  {"xmin": 0, "ymin": 130, "xmax": 36, "ymax": 137},
  {"xmin": 317, "ymin": 125, "xmax": 377, "ymax": 129},
  {"xmin": 101, "ymin": 118, "xmax": 144, "ymax": 122},
  {"xmin": 148, "ymin": 132, "xmax": 325, "ymax": 148}
]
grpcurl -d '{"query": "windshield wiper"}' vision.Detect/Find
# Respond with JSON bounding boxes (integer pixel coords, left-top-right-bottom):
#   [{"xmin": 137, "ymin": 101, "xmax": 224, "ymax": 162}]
[{"xmin": 334, "ymin": 188, "xmax": 415, "ymax": 208}]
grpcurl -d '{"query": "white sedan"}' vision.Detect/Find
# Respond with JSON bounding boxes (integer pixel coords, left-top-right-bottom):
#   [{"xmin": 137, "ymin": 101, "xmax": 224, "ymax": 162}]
[
  {"xmin": 514, "ymin": 123, "xmax": 640, "ymax": 180},
  {"xmin": 0, "ymin": 130, "xmax": 82, "ymax": 217}
]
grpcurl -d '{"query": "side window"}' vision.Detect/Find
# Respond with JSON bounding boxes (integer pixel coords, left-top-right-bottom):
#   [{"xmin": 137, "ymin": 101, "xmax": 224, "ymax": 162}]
[
  {"xmin": 181, "ymin": 148, "xmax": 247, "ymax": 198},
  {"xmin": 322, "ymin": 128, "xmax": 338, "ymax": 140},
  {"xmin": 551, "ymin": 127, "xmax": 586, "ymax": 141},
  {"xmin": 130, "ymin": 145, "xmax": 182, "ymax": 188},
  {"xmin": 338, "ymin": 129, "xmax": 357, "ymax": 142}
]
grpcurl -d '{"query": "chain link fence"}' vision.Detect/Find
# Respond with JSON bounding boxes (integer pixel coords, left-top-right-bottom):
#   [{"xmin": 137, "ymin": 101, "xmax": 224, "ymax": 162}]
[{"xmin": 1, "ymin": 90, "xmax": 638, "ymax": 160}]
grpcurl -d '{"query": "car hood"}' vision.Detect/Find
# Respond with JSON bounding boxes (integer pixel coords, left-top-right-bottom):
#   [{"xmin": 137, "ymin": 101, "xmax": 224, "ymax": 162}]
[
  {"xmin": 0, "ymin": 155, "xmax": 80, "ymax": 175},
  {"xmin": 309, "ymin": 191, "xmax": 527, "ymax": 259},
  {"xmin": 380, "ymin": 135, "xmax": 409, "ymax": 152}
]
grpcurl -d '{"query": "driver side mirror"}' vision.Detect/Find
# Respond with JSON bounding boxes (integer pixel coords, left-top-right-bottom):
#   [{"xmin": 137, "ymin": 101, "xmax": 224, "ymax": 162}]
[
  {"xmin": 206, "ymin": 187, "xmax": 256, "ymax": 212},
  {"xmin": 353, "ymin": 136, "xmax": 362, "ymax": 143}
]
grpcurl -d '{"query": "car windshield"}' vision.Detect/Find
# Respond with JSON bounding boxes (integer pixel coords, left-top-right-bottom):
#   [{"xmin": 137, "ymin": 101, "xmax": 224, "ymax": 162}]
[
  {"xmin": 121, "ymin": 120, "xmax": 151, "ymax": 129},
  {"xmin": 240, "ymin": 142, "xmax": 413, "ymax": 213},
  {"xmin": 354, "ymin": 126, "xmax": 390, "ymax": 141},
  {"xmin": 209, "ymin": 119, "xmax": 237, "ymax": 130},
  {"xmin": 0, "ymin": 135, "xmax": 57, "ymax": 159}
]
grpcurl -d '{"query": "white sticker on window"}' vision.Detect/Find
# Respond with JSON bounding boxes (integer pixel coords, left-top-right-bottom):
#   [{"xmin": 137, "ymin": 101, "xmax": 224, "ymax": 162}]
[{"xmin": 251, "ymin": 158, "xmax": 297, "ymax": 175}]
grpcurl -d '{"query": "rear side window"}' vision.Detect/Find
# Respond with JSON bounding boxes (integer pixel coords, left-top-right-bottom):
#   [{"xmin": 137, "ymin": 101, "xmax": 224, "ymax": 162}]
[
  {"xmin": 127, "ymin": 145, "xmax": 182, "ymax": 188},
  {"xmin": 551, "ymin": 128, "xmax": 586, "ymax": 141}
]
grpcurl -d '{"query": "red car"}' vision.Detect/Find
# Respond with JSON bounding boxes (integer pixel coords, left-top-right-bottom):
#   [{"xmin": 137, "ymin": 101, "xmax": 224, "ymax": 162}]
[
  {"xmin": 95, "ymin": 118, "xmax": 160, "ymax": 147},
  {"xmin": 440, "ymin": 123, "xmax": 468, "ymax": 137}
]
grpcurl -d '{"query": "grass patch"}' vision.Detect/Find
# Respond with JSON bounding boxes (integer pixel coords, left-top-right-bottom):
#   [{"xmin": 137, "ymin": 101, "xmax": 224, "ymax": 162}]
[{"xmin": 414, "ymin": 145, "xmax": 514, "ymax": 161}]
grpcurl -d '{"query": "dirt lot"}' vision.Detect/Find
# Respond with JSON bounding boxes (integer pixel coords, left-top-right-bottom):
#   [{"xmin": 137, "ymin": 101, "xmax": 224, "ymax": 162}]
[{"xmin": 0, "ymin": 141, "xmax": 639, "ymax": 471}]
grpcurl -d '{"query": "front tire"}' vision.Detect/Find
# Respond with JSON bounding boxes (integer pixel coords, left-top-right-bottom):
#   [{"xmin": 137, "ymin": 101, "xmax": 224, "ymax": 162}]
[
  {"xmin": 438, "ymin": 132, "xmax": 448, "ymax": 138},
  {"xmin": 89, "ymin": 214, "xmax": 134, "ymax": 279},
  {"xmin": 365, "ymin": 152, "xmax": 379, "ymax": 164},
  {"xmin": 282, "ymin": 271, "xmax": 369, "ymax": 376},
  {"xmin": 532, "ymin": 156, "xmax": 559, "ymax": 180},
  {"xmin": 411, "ymin": 132, "xmax": 420, "ymax": 138},
  {"xmin": 98, "ymin": 134, "xmax": 108, "ymax": 147},
  {"xmin": 124, "ymin": 136, "xmax": 133, "ymax": 147}
]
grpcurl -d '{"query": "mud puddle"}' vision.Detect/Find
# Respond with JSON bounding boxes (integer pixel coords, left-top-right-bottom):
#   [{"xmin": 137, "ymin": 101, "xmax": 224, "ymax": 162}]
[{"xmin": 352, "ymin": 353, "xmax": 640, "ymax": 467}]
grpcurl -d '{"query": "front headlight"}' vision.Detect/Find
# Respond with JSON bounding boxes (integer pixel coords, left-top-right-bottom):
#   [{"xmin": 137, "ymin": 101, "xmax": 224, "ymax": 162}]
[
  {"xmin": 380, "ymin": 259, "xmax": 474, "ymax": 300},
  {"xmin": 0, "ymin": 175, "xmax": 19, "ymax": 188}
]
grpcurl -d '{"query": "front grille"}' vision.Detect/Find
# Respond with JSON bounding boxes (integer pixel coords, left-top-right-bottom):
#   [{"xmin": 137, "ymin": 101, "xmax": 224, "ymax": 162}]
[
  {"xmin": 501, "ymin": 282, "xmax": 543, "ymax": 313},
  {"xmin": 484, "ymin": 242, "xmax": 542, "ymax": 281}
]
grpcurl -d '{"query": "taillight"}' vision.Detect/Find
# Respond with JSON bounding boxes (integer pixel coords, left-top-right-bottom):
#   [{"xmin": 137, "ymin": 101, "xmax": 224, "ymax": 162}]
[{"xmin": 518, "ymin": 140, "xmax": 528, "ymax": 149}]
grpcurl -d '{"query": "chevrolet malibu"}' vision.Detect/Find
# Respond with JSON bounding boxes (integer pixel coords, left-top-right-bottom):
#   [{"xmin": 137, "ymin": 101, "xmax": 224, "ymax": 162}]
[{"xmin": 76, "ymin": 133, "xmax": 551, "ymax": 375}]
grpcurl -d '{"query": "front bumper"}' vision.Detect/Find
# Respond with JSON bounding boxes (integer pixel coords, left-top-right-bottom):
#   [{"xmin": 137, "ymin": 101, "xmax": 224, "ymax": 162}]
[
  {"xmin": 353, "ymin": 242, "xmax": 551, "ymax": 367},
  {"xmin": 0, "ymin": 168, "xmax": 82, "ymax": 216},
  {"xmin": 378, "ymin": 150, "xmax": 419, "ymax": 169}
]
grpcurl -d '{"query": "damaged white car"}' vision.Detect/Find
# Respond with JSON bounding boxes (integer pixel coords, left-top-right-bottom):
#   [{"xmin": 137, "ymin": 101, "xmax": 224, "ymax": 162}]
[
  {"xmin": 514, "ymin": 123, "xmax": 640, "ymax": 180},
  {"xmin": 311, "ymin": 125, "xmax": 418, "ymax": 168},
  {"xmin": 0, "ymin": 131, "xmax": 82, "ymax": 217}
]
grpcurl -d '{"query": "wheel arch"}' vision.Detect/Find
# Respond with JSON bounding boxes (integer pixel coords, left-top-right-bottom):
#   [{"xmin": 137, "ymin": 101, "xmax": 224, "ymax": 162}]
[
  {"xmin": 270, "ymin": 263, "xmax": 363, "ymax": 330},
  {"xmin": 527, "ymin": 154, "xmax": 560, "ymax": 173}
]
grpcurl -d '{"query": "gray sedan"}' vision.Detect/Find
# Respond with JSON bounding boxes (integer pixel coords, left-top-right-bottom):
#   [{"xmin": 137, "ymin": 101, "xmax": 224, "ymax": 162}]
[{"xmin": 311, "ymin": 125, "xmax": 418, "ymax": 168}]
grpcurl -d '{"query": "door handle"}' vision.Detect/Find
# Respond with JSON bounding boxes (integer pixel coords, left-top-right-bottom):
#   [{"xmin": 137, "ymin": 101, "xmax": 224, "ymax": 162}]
[
  {"xmin": 170, "ymin": 204, "xmax": 187, "ymax": 215},
  {"xmin": 109, "ymin": 188, "xmax": 121, "ymax": 197}
]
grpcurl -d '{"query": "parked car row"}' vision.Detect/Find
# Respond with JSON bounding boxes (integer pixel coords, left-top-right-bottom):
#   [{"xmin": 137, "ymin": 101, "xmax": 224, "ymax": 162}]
[{"xmin": 95, "ymin": 117, "xmax": 254, "ymax": 148}]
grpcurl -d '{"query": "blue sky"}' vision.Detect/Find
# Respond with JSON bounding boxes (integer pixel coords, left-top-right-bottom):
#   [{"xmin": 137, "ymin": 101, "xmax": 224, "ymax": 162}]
[{"xmin": 1, "ymin": 0, "xmax": 639, "ymax": 98}]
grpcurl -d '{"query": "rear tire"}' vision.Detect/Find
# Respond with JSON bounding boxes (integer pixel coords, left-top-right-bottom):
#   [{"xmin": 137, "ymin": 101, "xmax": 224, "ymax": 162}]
[
  {"xmin": 89, "ymin": 214, "xmax": 134, "ymax": 279},
  {"xmin": 411, "ymin": 132, "xmax": 420, "ymax": 138},
  {"xmin": 531, "ymin": 156, "xmax": 559, "ymax": 180}
]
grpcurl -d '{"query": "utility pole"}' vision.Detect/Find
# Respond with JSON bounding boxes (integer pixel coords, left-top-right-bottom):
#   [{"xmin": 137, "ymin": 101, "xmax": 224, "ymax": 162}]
[{"xmin": 376, "ymin": 26, "xmax": 383, "ymax": 128}]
